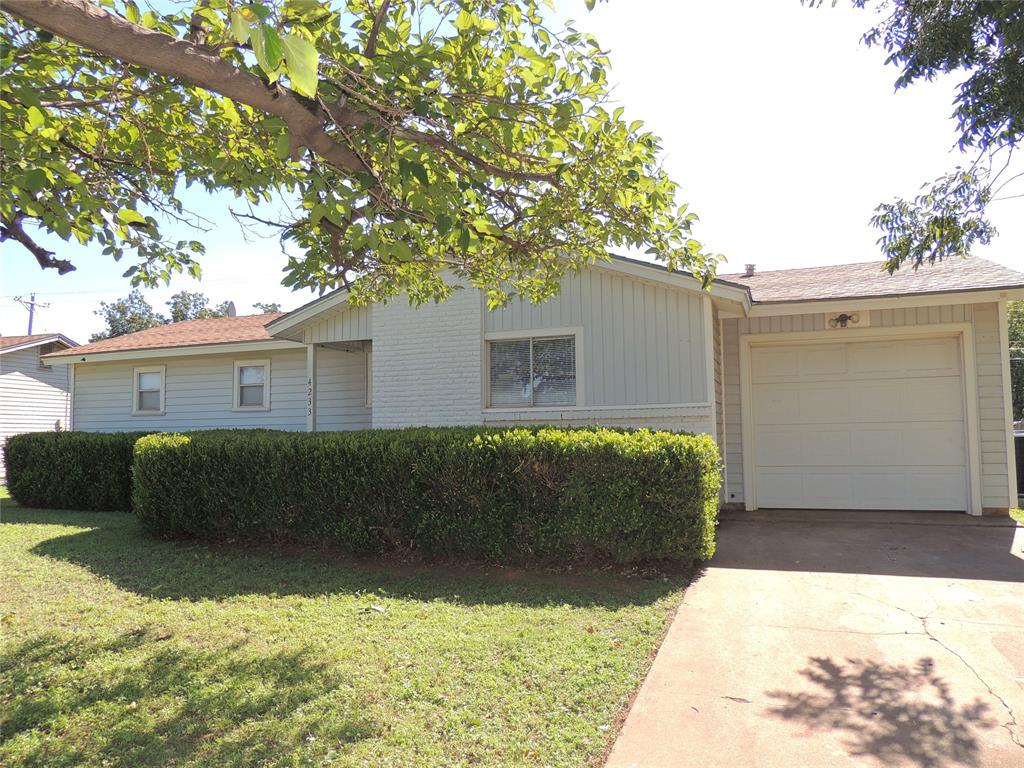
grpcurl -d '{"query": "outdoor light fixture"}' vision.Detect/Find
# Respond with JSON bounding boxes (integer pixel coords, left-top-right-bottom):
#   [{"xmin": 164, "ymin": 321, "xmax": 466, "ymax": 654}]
[{"xmin": 829, "ymin": 312, "xmax": 859, "ymax": 329}]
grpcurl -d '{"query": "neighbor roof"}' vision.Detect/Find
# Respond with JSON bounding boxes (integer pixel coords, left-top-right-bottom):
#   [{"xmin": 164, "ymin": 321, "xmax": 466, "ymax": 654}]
[
  {"xmin": 719, "ymin": 257, "xmax": 1024, "ymax": 304},
  {"xmin": 0, "ymin": 333, "xmax": 77, "ymax": 355},
  {"xmin": 45, "ymin": 313, "xmax": 283, "ymax": 358}
]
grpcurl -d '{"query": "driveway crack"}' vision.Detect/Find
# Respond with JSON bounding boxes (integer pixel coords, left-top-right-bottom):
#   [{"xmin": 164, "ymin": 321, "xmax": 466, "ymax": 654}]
[{"xmin": 853, "ymin": 591, "xmax": 1022, "ymax": 750}]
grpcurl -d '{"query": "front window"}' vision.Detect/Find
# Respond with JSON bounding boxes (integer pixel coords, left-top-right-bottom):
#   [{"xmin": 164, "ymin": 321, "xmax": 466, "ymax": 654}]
[
  {"xmin": 489, "ymin": 335, "xmax": 576, "ymax": 407},
  {"xmin": 133, "ymin": 366, "xmax": 164, "ymax": 414},
  {"xmin": 234, "ymin": 359, "xmax": 270, "ymax": 409}
]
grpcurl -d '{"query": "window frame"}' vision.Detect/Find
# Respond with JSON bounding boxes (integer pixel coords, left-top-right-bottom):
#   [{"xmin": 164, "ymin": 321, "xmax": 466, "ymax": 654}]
[
  {"xmin": 132, "ymin": 365, "xmax": 166, "ymax": 416},
  {"xmin": 484, "ymin": 328, "xmax": 582, "ymax": 409},
  {"xmin": 233, "ymin": 358, "xmax": 271, "ymax": 411}
]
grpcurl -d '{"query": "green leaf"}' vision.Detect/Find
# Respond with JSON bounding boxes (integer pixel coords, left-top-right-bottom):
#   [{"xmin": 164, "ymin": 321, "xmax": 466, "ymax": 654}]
[
  {"xmin": 117, "ymin": 208, "xmax": 148, "ymax": 226},
  {"xmin": 25, "ymin": 106, "xmax": 45, "ymax": 132},
  {"xmin": 263, "ymin": 26, "xmax": 284, "ymax": 70},
  {"xmin": 124, "ymin": 0, "xmax": 141, "ymax": 24},
  {"xmin": 390, "ymin": 240, "xmax": 413, "ymax": 261},
  {"xmin": 275, "ymin": 132, "xmax": 291, "ymax": 160},
  {"xmin": 436, "ymin": 213, "xmax": 452, "ymax": 236},
  {"xmin": 250, "ymin": 24, "xmax": 282, "ymax": 75},
  {"xmin": 282, "ymin": 34, "xmax": 318, "ymax": 98},
  {"xmin": 229, "ymin": 11, "xmax": 250, "ymax": 44}
]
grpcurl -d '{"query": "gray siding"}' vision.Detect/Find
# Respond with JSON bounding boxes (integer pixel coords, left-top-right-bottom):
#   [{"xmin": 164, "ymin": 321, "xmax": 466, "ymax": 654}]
[
  {"xmin": 315, "ymin": 345, "xmax": 371, "ymax": 430},
  {"xmin": 73, "ymin": 349, "xmax": 307, "ymax": 432},
  {"xmin": 721, "ymin": 302, "xmax": 1014, "ymax": 509},
  {"xmin": 0, "ymin": 346, "xmax": 71, "ymax": 480},
  {"xmin": 485, "ymin": 269, "xmax": 708, "ymax": 406},
  {"xmin": 305, "ymin": 304, "xmax": 372, "ymax": 344}
]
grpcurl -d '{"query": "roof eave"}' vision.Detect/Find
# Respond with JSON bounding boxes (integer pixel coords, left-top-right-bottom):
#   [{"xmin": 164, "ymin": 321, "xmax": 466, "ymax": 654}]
[
  {"xmin": 747, "ymin": 285, "xmax": 1024, "ymax": 317},
  {"xmin": 0, "ymin": 334, "xmax": 78, "ymax": 356},
  {"xmin": 43, "ymin": 337, "xmax": 305, "ymax": 365}
]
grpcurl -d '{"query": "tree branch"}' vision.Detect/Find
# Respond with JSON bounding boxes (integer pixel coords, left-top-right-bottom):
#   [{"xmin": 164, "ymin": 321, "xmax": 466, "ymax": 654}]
[
  {"xmin": 3, "ymin": 0, "xmax": 370, "ymax": 176},
  {"xmin": 0, "ymin": 214, "xmax": 76, "ymax": 274},
  {"xmin": 364, "ymin": 1, "xmax": 391, "ymax": 59}
]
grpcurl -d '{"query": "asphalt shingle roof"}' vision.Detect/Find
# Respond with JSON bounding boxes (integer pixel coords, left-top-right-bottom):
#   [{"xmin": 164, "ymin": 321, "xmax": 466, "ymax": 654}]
[
  {"xmin": 0, "ymin": 333, "xmax": 76, "ymax": 352},
  {"xmin": 719, "ymin": 257, "xmax": 1024, "ymax": 303},
  {"xmin": 46, "ymin": 313, "xmax": 283, "ymax": 358}
]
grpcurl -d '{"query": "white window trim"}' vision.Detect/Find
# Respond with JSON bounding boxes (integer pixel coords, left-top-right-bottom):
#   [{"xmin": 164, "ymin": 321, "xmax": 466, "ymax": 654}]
[
  {"xmin": 233, "ymin": 358, "xmax": 271, "ymax": 411},
  {"xmin": 484, "ymin": 328, "xmax": 583, "ymax": 409},
  {"xmin": 132, "ymin": 364, "xmax": 166, "ymax": 416}
]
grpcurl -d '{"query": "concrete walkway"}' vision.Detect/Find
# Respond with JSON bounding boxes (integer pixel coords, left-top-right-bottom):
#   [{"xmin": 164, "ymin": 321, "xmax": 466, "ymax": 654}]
[{"xmin": 606, "ymin": 512, "xmax": 1024, "ymax": 768}]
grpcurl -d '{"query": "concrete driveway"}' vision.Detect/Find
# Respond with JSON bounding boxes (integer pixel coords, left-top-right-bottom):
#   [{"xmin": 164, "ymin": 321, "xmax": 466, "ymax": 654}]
[{"xmin": 606, "ymin": 511, "xmax": 1024, "ymax": 768}]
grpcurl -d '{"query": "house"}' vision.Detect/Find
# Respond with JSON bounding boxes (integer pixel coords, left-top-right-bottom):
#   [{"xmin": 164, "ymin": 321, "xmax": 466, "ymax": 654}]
[
  {"xmin": 0, "ymin": 333, "xmax": 79, "ymax": 481},
  {"xmin": 42, "ymin": 256, "xmax": 1024, "ymax": 515}
]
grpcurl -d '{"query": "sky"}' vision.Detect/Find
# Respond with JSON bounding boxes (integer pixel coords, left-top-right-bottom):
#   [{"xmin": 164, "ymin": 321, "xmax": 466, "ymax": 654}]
[{"xmin": 1, "ymin": 0, "xmax": 1021, "ymax": 339}]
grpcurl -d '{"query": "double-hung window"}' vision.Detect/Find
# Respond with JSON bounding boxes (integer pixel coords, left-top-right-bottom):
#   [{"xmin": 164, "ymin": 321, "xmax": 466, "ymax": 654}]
[
  {"xmin": 488, "ymin": 335, "xmax": 576, "ymax": 407},
  {"xmin": 132, "ymin": 365, "xmax": 165, "ymax": 415},
  {"xmin": 234, "ymin": 359, "xmax": 270, "ymax": 410}
]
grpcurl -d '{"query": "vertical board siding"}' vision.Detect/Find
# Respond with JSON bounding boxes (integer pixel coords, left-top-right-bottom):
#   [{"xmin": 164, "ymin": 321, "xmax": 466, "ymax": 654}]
[
  {"xmin": 722, "ymin": 302, "xmax": 1013, "ymax": 508},
  {"xmin": 306, "ymin": 304, "xmax": 372, "ymax": 344},
  {"xmin": 73, "ymin": 349, "xmax": 308, "ymax": 432},
  {"xmin": 314, "ymin": 346, "xmax": 371, "ymax": 430},
  {"xmin": 485, "ymin": 269, "xmax": 707, "ymax": 405},
  {"xmin": 0, "ymin": 347, "xmax": 72, "ymax": 480}
]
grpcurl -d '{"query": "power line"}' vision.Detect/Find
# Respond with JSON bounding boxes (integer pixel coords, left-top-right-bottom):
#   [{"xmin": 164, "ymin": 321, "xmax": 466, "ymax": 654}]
[{"xmin": 13, "ymin": 293, "xmax": 50, "ymax": 334}]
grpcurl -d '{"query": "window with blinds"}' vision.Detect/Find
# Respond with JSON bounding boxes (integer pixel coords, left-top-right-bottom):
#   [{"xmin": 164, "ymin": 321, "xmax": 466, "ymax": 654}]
[{"xmin": 488, "ymin": 335, "xmax": 576, "ymax": 407}]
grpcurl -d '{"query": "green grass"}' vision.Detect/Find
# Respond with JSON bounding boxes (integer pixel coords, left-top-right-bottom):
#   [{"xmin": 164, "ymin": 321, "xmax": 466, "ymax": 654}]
[
  {"xmin": 1011, "ymin": 507, "xmax": 1023, "ymax": 524},
  {"xmin": 0, "ymin": 487, "xmax": 686, "ymax": 767}
]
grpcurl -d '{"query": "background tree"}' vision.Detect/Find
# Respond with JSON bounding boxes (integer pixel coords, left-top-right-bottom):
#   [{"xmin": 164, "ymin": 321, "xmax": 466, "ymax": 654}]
[
  {"xmin": 253, "ymin": 301, "xmax": 283, "ymax": 313},
  {"xmin": 90, "ymin": 289, "xmax": 165, "ymax": 341},
  {"xmin": 819, "ymin": 0, "xmax": 1023, "ymax": 272},
  {"xmin": 1, "ymin": 0, "xmax": 715, "ymax": 308},
  {"xmin": 92, "ymin": 290, "xmax": 280, "ymax": 340},
  {"xmin": 166, "ymin": 290, "xmax": 224, "ymax": 322}
]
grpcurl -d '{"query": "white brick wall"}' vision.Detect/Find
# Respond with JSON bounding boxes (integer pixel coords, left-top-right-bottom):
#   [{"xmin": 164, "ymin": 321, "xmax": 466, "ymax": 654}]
[{"xmin": 371, "ymin": 286, "xmax": 483, "ymax": 427}]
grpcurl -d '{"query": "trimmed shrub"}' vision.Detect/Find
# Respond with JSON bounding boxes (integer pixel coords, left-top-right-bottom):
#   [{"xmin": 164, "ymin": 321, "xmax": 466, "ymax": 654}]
[
  {"xmin": 3, "ymin": 431, "xmax": 146, "ymax": 511},
  {"xmin": 133, "ymin": 427, "xmax": 721, "ymax": 565}
]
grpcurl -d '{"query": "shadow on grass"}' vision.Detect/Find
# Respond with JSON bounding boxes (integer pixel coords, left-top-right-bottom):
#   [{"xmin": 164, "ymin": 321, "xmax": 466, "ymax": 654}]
[
  {"xmin": 765, "ymin": 656, "xmax": 997, "ymax": 768},
  {"xmin": 8, "ymin": 507, "xmax": 684, "ymax": 609},
  {"xmin": 0, "ymin": 630, "xmax": 377, "ymax": 768}
]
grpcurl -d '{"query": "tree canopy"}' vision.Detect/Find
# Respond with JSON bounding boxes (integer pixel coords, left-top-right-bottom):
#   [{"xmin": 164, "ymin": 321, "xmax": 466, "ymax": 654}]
[
  {"xmin": 91, "ymin": 289, "xmax": 281, "ymax": 341},
  {"xmin": 832, "ymin": 0, "xmax": 1023, "ymax": 272},
  {"xmin": 1, "ymin": 0, "xmax": 714, "ymax": 308}
]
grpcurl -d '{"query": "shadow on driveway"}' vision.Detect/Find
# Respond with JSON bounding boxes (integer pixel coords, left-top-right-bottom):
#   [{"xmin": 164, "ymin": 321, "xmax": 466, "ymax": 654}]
[
  {"xmin": 766, "ymin": 656, "xmax": 997, "ymax": 768},
  {"xmin": 714, "ymin": 511, "xmax": 1024, "ymax": 582}
]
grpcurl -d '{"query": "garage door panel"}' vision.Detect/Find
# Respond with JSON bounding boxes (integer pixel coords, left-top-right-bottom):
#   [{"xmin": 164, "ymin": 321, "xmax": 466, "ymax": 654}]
[
  {"xmin": 756, "ymin": 467, "xmax": 966, "ymax": 511},
  {"xmin": 758, "ymin": 422, "xmax": 965, "ymax": 467},
  {"xmin": 749, "ymin": 336, "xmax": 967, "ymax": 511},
  {"xmin": 751, "ymin": 348, "xmax": 801, "ymax": 380},
  {"xmin": 847, "ymin": 341, "xmax": 903, "ymax": 375},
  {"xmin": 752, "ymin": 385, "xmax": 800, "ymax": 422},
  {"xmin": 800, "ymin": 346, "xmax": 848, "ymax": 376},
  {"xmin": 756, "ymin": 377, "xmax": 964, "ymax": 426},
  {"xmin": 904, "ymin": 338, "xmax": 961, "ymax": 374}
]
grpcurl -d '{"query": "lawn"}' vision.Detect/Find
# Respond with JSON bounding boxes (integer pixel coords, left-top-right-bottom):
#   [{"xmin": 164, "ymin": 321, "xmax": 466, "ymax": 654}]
[{"xmin": 0, "ymin": 487, "xmax": 687, "ymax": 768}]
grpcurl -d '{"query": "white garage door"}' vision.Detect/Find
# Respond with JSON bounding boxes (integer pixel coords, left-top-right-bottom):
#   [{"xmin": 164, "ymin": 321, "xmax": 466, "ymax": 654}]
[{"xmin": 750, "ymin": 336, "xmax": 968, "ymax": 511}]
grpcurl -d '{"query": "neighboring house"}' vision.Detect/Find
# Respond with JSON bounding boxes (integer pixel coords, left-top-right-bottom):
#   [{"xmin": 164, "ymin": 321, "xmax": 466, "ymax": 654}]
[
  {"xmin": 43, "ymin": 256, "xmax": 1024, "ymax": 515},
  {"xmin": 0, "ymin": 333, "xmax": 79, "ymax": 481}
]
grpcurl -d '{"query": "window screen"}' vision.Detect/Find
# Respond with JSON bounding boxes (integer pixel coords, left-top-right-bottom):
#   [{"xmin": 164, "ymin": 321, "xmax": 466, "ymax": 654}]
[
  {"xmin": 237, "ymin": 364, "xmax": 266, "ymax": 407},
  {"xmin": 135, "ymin": 370, "xmax": 162, "ymax": 412},
  {"xmin": 489, "ymin": 336, "xmax": 575, "ymax": 407}
]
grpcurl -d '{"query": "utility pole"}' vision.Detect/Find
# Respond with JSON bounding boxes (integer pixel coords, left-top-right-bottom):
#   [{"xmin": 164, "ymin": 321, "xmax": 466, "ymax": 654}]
[{"xmin": 14, "ymin": 293, "xmax": 50, "ymax": 334}]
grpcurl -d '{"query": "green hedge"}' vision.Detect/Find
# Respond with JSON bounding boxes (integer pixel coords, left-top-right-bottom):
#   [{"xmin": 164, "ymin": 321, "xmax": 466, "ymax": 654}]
[
  {"xmin": 133, "ymin": 427, "xmax": 721, "ymax": 565},
  {"xmin": 3, "ymin": 431, "xmax": 145, "ymax": 512}
]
